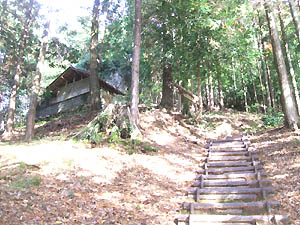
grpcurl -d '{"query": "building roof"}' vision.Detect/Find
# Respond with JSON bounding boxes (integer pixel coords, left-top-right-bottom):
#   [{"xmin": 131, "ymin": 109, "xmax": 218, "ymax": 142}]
[{"xmin": 47, "ymin": 66, "xmax": 125, "ymax": 96}]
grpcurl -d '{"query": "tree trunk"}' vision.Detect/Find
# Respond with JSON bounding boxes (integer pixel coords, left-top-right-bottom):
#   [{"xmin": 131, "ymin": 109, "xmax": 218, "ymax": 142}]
[
  {"xmin": 205, "ymin": 77, "xmax": 210, "ymax": 110},
  {"xmin": 5, "ymin": 0, "xmax": 33, "ymax": 136},
  {"xmin": 217, "ymin": 73, "xmax": 224, "ymax": 109},
  {"xmin": 197, "ymin": 66, "xmax": 203, "ymax": 115},
  {"xmin": 209, "ymin": 71, "xmax": 214, "ymax": 111},
  {"xmin": 278, "ymin": 5, "xmax": 300, "ymax": 114},
  {"xmin": 177, "ymin": 92, "xmax": 182, "ymax": 112},
  {"xmin": 130, "ymin": 0, "xmax": 142, "ymax": 127},
  {"xmin": 256, "ymin": 16, "xmax": 271, "ymax": 110},
  {"xmin": 160, "ymin": 63, "xmax": 174, "ymax": 110},
  {"xmin": 241, "ymin": 70, "xmax": 248, "ymax": 112},
  {"xmin": 250, "ymin": 71, "xmax": 259, "ymax": 107},
  {"xmin": 256, "ymin": 60, "xmax": 267, "ymax": 113},
  {"xmin": 265, "ymin": 2, "xmax": 300, "ymax": 129},
  {"xmin": 25, "ymin": 23, "xmax": 49, "ymax": 142},
  {"xmin": 266, "ymin": 62, "xmax": 276, "ymax": 109},
  {"xmin": 90, "ymin": 0, "xmax": 101, "ymax": 111},
  {"xmin": 261, "ymin": 41, "xmax": 272, "ymax": 108},
  {"xmin": 289, "ymin": 0, "xmax": 300, "ymax": 44}
]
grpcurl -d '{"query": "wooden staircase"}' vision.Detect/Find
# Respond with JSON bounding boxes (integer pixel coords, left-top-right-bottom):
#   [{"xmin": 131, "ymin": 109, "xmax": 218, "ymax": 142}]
[{"xmin": 176, "ymin": 137, "xmax": 289, "ymax": 225}]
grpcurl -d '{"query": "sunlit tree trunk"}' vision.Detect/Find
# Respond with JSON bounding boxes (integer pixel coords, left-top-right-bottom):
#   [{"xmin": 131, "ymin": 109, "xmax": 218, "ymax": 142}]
[
  {"xmin": 289, "ymin": 0, "xmax": 300, "ymax": 44},
  {"xmin": 266, "ymin": 62, "xmax": 276, "ymax": 109},
  {"xmin": 130, "ymin": 0, "xmax": 142, "ymax": 127},
  {"xmin": 195, "ymin": 65, "xmax": 203, "ymax": 120},
  {"xmin": 209, "ymin": 71, "xmax": 214, "ymax": 111},
  {"xmin": 278, "ymin": 5, "xmax": 300, "ymax": 114},
  {"xmin": 265, "ymin": 1, "xmax": 300, "ymax": 129},
  {"xmin": 205, "ymin": 77, "xmax": 210, "ymax": 110},
  {"xmin": 260, "ymin": 42, "xmax": 272, "ymax": 109},
  {"xmin": 241, "ymin": 70, "xmax": 248, "ymax": 112},
  {"xmin": 250, "ymin": 71, "xmax": 259, "ymax": 107},
  {"xmin": 217, "ymin": 73, "xmax": 224, "ymax": 109},
  {"xmin": 256, "ymin": 61, "xmax": 267, "ymax": 113},
  {"xmin": 177, "ymin": 92, "xmax": 182, "ymax": 112},
  {"xmin": 256, "ymin": 16, "xmax": 271, "ymax": 111},
  {"xmin": 5, "ymin": 0, "xmax": 33, "ymax": 136},
  {"xmin": 25, "ymin": 23, "xmax": 49, "ymax": 142},
  {"xmin": 90, "ymin": 0, "xmax": 101, "ymax": 111}
]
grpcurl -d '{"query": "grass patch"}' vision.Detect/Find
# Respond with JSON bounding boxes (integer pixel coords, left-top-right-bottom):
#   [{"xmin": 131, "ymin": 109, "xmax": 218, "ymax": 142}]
[{"xmin": 8, "ymin": 175, "xmax": 41, "ymax": 189}]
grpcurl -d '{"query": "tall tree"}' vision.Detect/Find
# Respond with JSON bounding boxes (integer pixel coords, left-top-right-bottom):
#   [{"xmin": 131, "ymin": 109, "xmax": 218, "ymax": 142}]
[
  {"xmin": 24, "ymin": 23, "xmax": 49, "ymax": 142},
  {"xmin": 130, "ymin": 0, "xmax": 142, "ymax": 127},
  {"xmin": 278, "ymin": 4, "xmax": 300, "ymax": 114},
  {"xmin": 4, "ymin": 0, "xmax": 34, "ymax": 136},
  {"xmin": 160, "ymin": 63, "xmax": 174, "ymax": 110},
  {"xmin": 159, "ymin": 1, "xmax": 174, "ymax": 110},
  {"xmin": 289, "ymin": 0, "xmax": 300, "ymax": 44},
  {"xmin": 265, "ymin": 1, "xmax": 300, "ymax": 129},
  {"xmin": 90, "ymin": 0, "xmax": 101, "ymax": 110}
]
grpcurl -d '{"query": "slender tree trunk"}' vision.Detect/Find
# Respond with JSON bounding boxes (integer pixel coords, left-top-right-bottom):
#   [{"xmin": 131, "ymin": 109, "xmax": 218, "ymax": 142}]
[
  {"xmin": 289, "ymin": 0, "xmax": 300, "ymax": 44},
  {"xmin": 24, "ymin": 23, "xmax": 49, "ymax": 142},
  {"xmin": 266, "ymin": 62, "xmax": 276, "ymax": 109},
  {"xmin": 256, "ymin": 61, "xmax": 267, "ymax": 113},
  {"xmin": 265, "ymin": 2, "xmax": 300, "ymax": 129},
  {"xmin": 197, "ymin": 66, "xmax": 203, "ymax": 115},
  {"xmin": 241, "ymin": 70, "xmax": 248, "ymax": 112},
  {"xmin": 177, "ymin": 92, "xmax": 182, "ymax": 112},
  {"xmin": 261, "ymin": 42, "xmax": 272, "ymax": 108},
  {"xmin": 160, "ymin": 63, "xmax": 174, "ymax": 109},
  {"xmin": 256, "ymin": 16, "xmax": 271, "ymax": 110},
  {"xmin": 130, "ymin": 0, "xmax": 142, "ymax": 127},
  {"xmin": 250, "ymin": 71, "xmax": 259, "ymax": 107},
  {"xmin": 209, "ymin": 71, "xmax": 214, "ymax": 110},
  {"xmin": 90, "ymin": 0, "xmax": 101, "ymax": 111},
  {"xmin": 195, "ymin": 66, "xmax": 203, "ymax": 120},
  {"xmin": 205, "ymin": 77, "xmax": 210, "ymax": 110},
  {"xmin": 278, "ymin": 5, "xmax": 300, "ymax": 114},
  {"xmin": 5, "ymin": 0, "xmax": 33, "ymax": 136},
  {"xmin": 217, "ymin": 73, "xmax": 224, "ymax": 109}
]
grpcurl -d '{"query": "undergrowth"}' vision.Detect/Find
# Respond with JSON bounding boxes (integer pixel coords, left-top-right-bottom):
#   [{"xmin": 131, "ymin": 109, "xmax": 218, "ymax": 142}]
[{"xmin": 261, "ymin": 109, "xmax": 284, "ymax": 128}]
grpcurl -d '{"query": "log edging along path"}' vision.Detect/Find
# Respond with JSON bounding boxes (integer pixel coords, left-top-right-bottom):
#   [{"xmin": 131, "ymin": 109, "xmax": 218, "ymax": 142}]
[{"xmin": 176, "ymin": 136, "xmax": 289, "ymax": 225}]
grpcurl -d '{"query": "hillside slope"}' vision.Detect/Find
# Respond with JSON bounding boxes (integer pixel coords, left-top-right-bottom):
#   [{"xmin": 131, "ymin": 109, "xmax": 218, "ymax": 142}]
[{"xmin": 0, "ymin": 109, "xmax": 299, "ymax": 224}]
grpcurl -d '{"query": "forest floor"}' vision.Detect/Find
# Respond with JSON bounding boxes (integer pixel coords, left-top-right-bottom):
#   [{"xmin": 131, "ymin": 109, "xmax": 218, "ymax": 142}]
[{"xmin": 0, "ymin": 108, "xmax": 299, "ymax": 224}]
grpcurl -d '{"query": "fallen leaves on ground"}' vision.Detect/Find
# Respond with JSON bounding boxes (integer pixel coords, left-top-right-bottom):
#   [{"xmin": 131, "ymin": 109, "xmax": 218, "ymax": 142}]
[{"xmin": 0, "ymin": 109, "xmax": 299, "ymax": 224}]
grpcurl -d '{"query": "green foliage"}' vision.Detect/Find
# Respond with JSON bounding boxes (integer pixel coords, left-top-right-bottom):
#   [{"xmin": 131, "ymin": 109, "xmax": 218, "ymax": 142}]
[
  {"xmin": 109, "ymin": 125, "xmax": 121, "ymax": 143},
  {"xmin": 143, "ymin": 145, "xmax": 158, "ymax": 153},
  {"xmin": 249, "ymin": 103, "xmax": 261, "ymax": 113},
  {"xmin": 261, "ymin": 109, "xmax": 284, "ymax": 127},
  {"xmin": 9, "ymin": 176, "xmax": 41, "ymax": 189}
]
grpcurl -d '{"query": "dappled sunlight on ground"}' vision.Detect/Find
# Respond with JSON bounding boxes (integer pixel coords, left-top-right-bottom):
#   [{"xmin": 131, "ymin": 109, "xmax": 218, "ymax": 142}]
[
  {"xmin": 251, "ymin": 129, "xmax": 300, "ymax": 223},
  {"xmin": 0, "ymin": 109, "xmax": 297, "ymax": 224}
]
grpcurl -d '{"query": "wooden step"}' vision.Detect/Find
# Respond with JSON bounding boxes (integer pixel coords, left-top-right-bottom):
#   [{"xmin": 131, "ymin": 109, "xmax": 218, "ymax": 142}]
[
  {"xmin": 208, "ymin": 151, "xmax": 252, "ymax": 156},
  {"xmin": 188, "ymin": 187, "xmax": 274, "ymax": 195},
  {"xmin": 196, "ymin": 172, "xmax": 267, "ymax": 180},
  {"xmin": 208, "ymin": 137, "xmax": 243, "ymax": 143},
  {"xmin": 192, "ymin": 179, "xmax": 271, "ymax": 187},
  {"xmin": 190, "ymin": 223, "xmax": 252, "ymax": 225},
  {"xmin": 210, "ymin": 144, "xmax": 246, "ymax": 148},
  {"xmin": 195, "ymin": 193, "xmax": 258, "ymax": 201},
  {"xmin": 197, "ymin": 165, "xmax": 264, "ymax": 174},
  {"xmin": 206, "ymin": 161, "xmax": 259, "ymax": 167},
  {"xmin": 183, "ymin": 201, "xmax": 280, "ymax": 210},
  {"xmin": 206, "ymin": 155, "xmax": 258, "ymax": 161},
  {"xmin": 209, "ymin": 147, "xmax": 248, "ymax": 152},
  {"xmin": 176, "ymin": 214, "xmax": 289, "ymax": 224}
]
